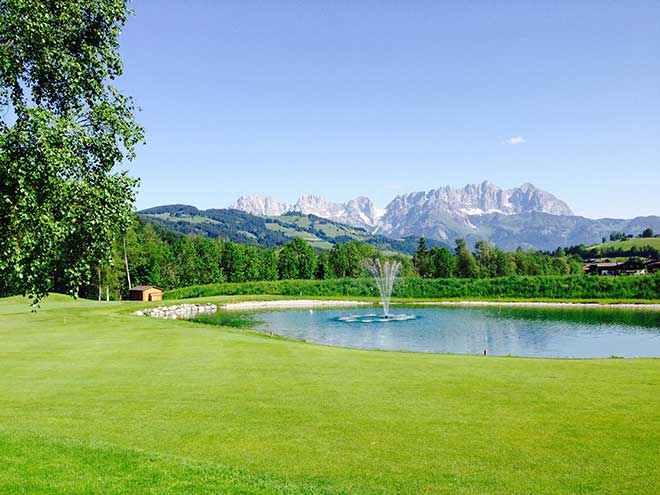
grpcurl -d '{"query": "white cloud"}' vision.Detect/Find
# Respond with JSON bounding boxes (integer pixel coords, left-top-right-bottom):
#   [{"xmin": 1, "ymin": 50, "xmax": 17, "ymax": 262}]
[{"xmin": 505, "ymin": 136, "xmax": 526, "ymax": 145}]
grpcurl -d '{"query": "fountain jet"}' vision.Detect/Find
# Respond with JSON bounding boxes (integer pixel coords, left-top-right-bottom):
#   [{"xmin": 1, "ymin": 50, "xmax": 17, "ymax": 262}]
[{"xmin": 365, "ymin": 258, "xmax": 401, "ymax": 318}]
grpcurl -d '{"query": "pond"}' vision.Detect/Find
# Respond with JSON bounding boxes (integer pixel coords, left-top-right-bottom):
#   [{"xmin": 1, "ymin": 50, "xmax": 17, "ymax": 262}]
[{"xmin": 254, "ymin": 305, "xmax": 660, "ymax": 358}]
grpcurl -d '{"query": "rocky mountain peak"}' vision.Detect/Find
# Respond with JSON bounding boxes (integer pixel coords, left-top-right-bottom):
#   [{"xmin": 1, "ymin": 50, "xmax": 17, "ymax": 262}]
[
  {"xmin": 385, "ymin": 182, "xmax": 572, "ymax": 217},
  {"xmin": 293, "ymin": 195, "xmax": 336, "ymax": 213},
  {"xmin": 508, "ymin": 183, "xmax": 573, "ymax": 216},
  {"xmin": 229, "ymin": 195, "xmax": 291, "ymax": 216},
  {"xmin": 229, "ymin": 181, "xmax": 574, "ymax": 237},
  {"xmin": 229, "ymin": 193, "xmax": 381, "ymax": 230}
]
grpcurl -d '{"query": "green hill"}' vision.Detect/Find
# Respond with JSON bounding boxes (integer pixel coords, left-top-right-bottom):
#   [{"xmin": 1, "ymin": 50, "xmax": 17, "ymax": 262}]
[
  {"xmin": 588, "ymin": 237, "xmax": 660, "ymax": 252},
  {"xmin": 578, "ymin": 237, "xmax": 660, "ymax": 259},
  {"xmin": 138, "ymin": 205, "xmax": 445, "ymax": 255}
]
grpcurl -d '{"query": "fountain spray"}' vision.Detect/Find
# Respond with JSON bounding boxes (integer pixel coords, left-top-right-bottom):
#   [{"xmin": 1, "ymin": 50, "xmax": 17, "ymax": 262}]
[{"xmin": 364, "ymin": 258, "xmax": 401, "ymax": 318}]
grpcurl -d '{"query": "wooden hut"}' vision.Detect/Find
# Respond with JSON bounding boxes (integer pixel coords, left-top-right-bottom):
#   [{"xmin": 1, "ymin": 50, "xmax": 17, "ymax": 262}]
[{"xmin": 129, "ymin": 285, "xmax": 164, "ymax": 302}]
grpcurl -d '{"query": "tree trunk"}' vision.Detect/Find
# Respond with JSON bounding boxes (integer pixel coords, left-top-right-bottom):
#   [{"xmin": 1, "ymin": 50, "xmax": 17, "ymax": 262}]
[
  {"xmin": 123, "ymin": 234, "xmax": 132, "ymax": 290},
  {"xmin": 105, "ymin": 284, "xmax": 109, "ymax": 302},
  {"xmin": 98, "ymin": 266, "xmax": 102, "ymax": 302}
]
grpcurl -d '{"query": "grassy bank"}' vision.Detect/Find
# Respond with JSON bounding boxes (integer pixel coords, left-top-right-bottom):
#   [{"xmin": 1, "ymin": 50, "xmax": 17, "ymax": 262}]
[
  {"xmin": 165, "ymin": 274, "xmax": 660, "ymax": 302},
  {"xmin": 1, "ymin": 294, "xmax": 659, "ymax": 494},
  {"xmin": 589, "ymin": 237, "xmax": 660, "ymax": 252}
]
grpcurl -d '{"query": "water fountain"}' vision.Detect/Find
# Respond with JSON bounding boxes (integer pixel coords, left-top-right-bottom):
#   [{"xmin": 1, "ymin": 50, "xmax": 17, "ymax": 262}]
[
  {"xmin": 338, "ymin": 258, "xmax": 415, "ymax": 323},
  {"xmin": 365, "ymin": 258, "xmax": 400, "ymax": 318}
]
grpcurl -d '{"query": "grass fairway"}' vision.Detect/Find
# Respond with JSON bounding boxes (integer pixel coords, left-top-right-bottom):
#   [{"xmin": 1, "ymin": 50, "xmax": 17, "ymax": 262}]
[{"xmin": 1, "ymin": 296, "xmax": 659, "ymax": 494}]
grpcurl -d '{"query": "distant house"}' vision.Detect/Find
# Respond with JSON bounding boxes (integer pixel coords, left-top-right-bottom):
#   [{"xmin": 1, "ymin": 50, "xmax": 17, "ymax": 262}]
[
  {"xmin": 584, "ymin": 259, "xmax": 651, "ymax": 276},
  {"xmin": 129, "ymin": 285, "xmax": 164, "ymax": 301},
  {"xmin": 647, "ymin": 261, "xmax": 660, "ymax": 274},
  {"xmin": 585, "ymin": 262, "xmax": 620, "ymax": 276}
]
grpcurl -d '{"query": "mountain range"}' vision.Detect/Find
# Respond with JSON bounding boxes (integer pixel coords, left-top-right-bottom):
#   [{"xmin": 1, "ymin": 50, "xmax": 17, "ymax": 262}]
[
  {"xmin": 230, "ymin": 182, "xmax": 575, "ymax": 236},
  {"xmin": 228, "ymin": 182, "xmax": 660, "ymax": 250},
  {"xmin": 140, "ymin": 182, "xmax": 660, "ymax": 252}
]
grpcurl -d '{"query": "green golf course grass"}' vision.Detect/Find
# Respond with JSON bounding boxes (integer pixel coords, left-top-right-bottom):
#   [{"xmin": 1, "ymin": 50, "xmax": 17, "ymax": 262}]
[{"xmin": 1, "ymin": 294, "xmax": 659, "ymax": 494}]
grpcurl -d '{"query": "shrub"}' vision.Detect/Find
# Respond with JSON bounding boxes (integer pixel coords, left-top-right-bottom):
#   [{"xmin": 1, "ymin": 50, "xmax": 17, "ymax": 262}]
[{"xmin": 165, "ymin": 274, "xmax": 660, "ymax": 301}]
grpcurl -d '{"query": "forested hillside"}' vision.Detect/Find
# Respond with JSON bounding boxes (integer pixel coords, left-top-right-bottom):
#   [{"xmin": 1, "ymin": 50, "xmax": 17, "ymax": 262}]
[{"xmin": 138, "ymin": 204, "xmax": 440, "ymax": 254}]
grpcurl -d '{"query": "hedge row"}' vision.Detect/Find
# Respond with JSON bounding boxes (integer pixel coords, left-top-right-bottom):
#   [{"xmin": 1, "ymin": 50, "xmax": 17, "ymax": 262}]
[{"xmin": 165, "ymin": 274, "xmax": 660, "ymax": 301}]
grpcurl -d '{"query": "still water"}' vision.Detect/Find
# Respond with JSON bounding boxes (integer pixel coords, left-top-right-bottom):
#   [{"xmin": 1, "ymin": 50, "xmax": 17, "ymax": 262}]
[{"xmin": 255, "ymin": 306, "xmax": 660, "ymax": 358}]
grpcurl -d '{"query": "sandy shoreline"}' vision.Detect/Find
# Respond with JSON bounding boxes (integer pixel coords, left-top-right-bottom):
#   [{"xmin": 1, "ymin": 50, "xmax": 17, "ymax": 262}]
[
  {"xmin": 222, "ymin": 300, "xmax": 372, "ymax": 311},
  {"xmin": 221, "ymin": 299, "xmax": 660, "ymax": 311}
]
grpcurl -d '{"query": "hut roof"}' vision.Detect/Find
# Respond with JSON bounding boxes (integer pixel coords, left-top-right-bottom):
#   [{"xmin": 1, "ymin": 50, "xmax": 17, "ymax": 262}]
[{"xmin": 129, "ymin": 285, "xmax": 164, "ymax": 292}]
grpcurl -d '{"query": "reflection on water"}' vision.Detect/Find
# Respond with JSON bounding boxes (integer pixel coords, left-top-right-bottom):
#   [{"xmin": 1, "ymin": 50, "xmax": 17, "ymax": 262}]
[
  {"xmin": 255, "ymin": 306, "xmax": 660, "ymax": 358},
  {"xmin": 480, "ymin": 306, "xmax": 660, "ymax": 329}
]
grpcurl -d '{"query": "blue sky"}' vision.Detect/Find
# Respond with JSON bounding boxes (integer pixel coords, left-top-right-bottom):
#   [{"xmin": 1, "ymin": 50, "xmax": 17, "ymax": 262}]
[{"xmin": 118, "ymin": 1, "xmax": 660, "ymax": 218}]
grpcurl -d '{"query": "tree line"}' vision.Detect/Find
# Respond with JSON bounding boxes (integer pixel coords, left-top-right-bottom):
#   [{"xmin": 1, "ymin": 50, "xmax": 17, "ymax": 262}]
[
  {"xmin": 412, "ymin": 238, "xmax": 584, "ymax": 279},
  {"xmin": 1, "ymin": 213, "xmax": 593, "ymax": 301},
  {"xmin": 49, "ymin": 219, "xmax": 414, "ymax": 300},
  {"xmin": 51, "ymin": 221, "xmax": 590, "ymax": 300},
  {"xmin": 605, "ymin": 228, "xmax": 656, "ymax": 243},
  {"xmin": 565, "ymin": 244, "xmax": 660, "ymax": 261}
]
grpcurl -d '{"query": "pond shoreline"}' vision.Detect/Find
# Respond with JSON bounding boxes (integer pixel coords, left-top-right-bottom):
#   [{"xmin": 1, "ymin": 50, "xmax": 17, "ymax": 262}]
[
  {"xmin": 222, "ymin": 299, "xmax": 371, "ymax": 311},
  {"xmin": 413, "ymin": 301, "xmax": 660, "ymax": 310},
  {"xmin": 221, "ymin": 299, "xmax": 660, "ymax": 311}
]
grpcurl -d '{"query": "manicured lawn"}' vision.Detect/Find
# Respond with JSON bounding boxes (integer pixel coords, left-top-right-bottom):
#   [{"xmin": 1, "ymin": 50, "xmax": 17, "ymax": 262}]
[{"xmin": 1, "ymin": 295, "xmax": 659, "ymax": 494}]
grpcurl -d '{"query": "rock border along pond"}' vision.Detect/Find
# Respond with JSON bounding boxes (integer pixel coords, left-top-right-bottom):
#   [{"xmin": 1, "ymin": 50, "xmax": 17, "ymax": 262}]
[{"xmin": 133, "ymin": 303, "xmax": 217, "ymax": 320}]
